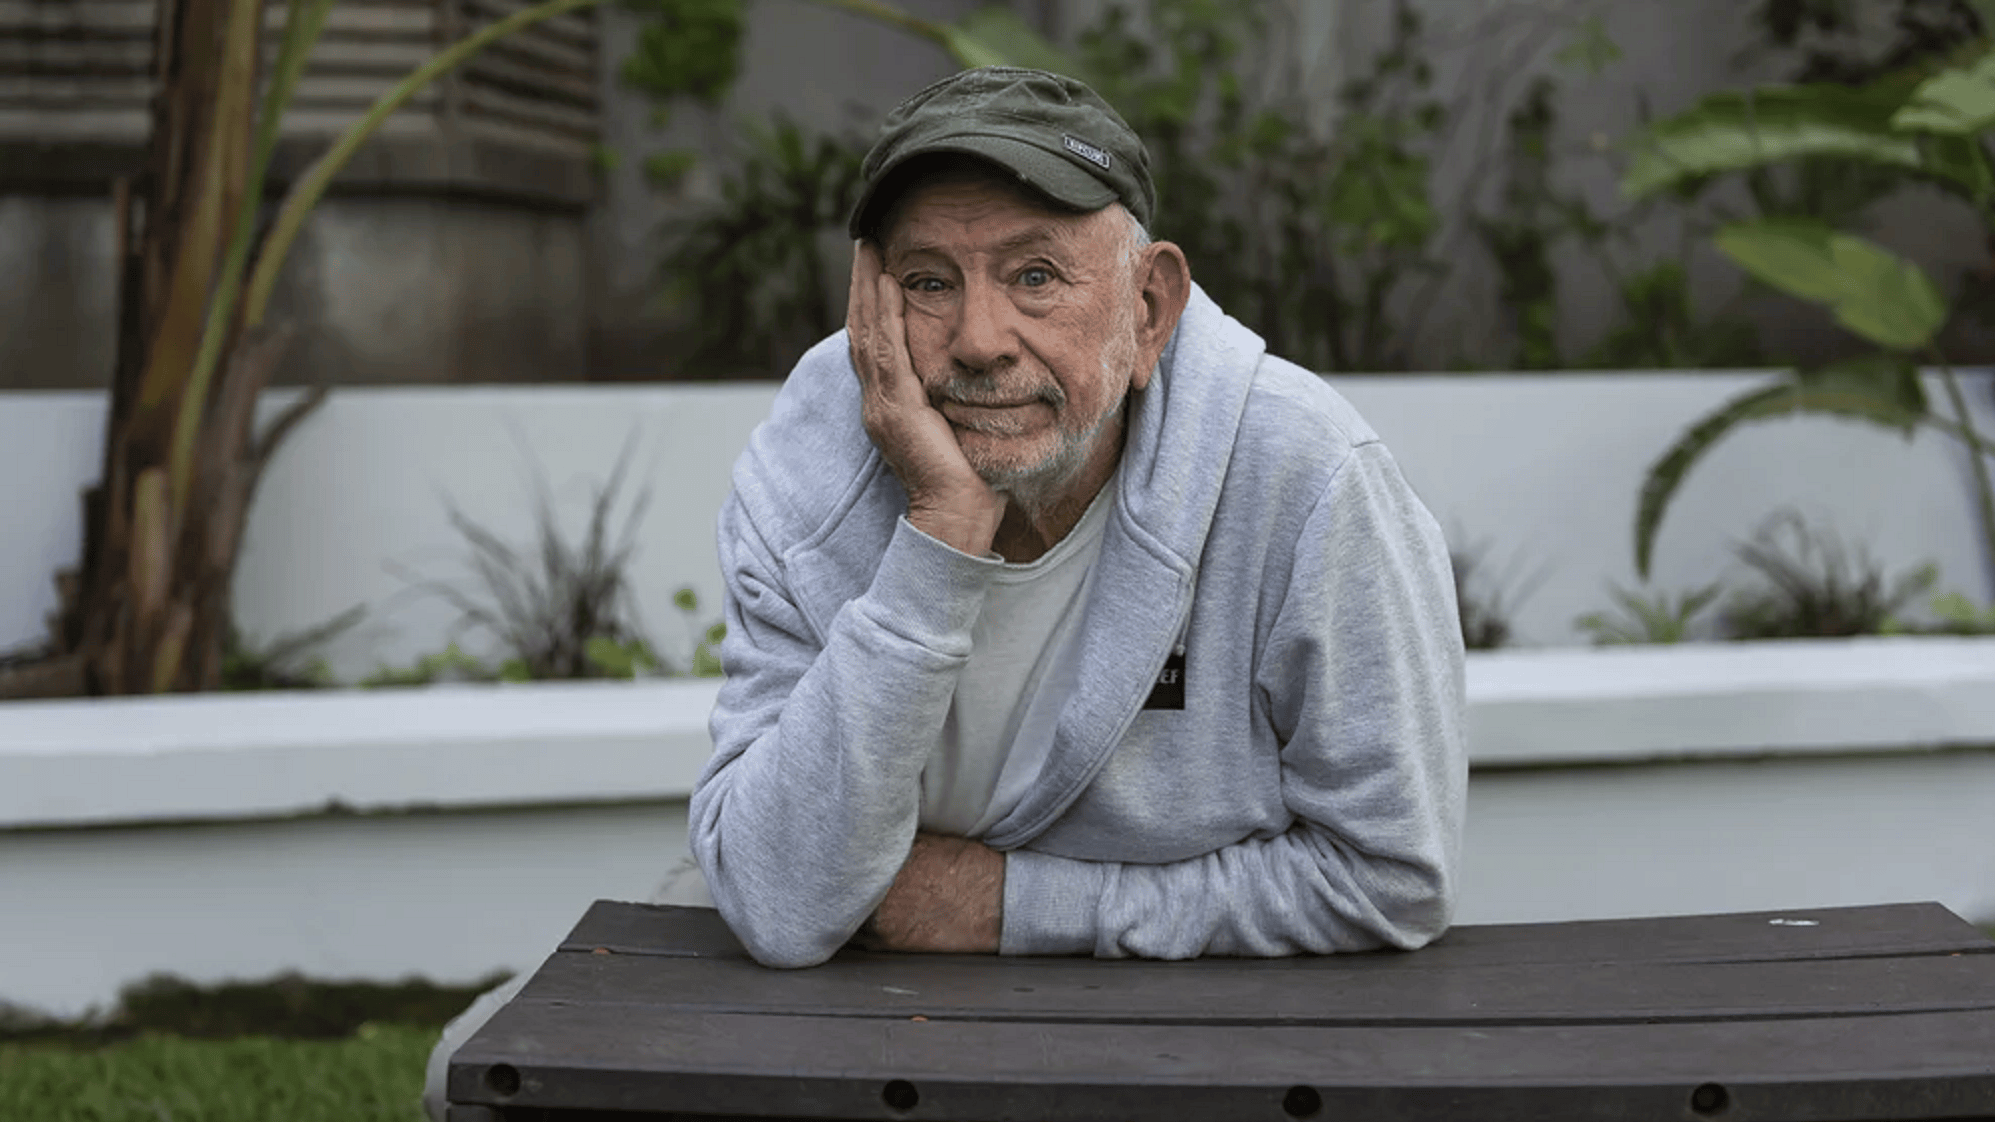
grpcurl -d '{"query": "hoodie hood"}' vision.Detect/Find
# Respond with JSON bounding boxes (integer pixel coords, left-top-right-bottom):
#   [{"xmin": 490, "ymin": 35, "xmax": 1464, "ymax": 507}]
[{"xmin": 1112, "ymin": 282, "xmax": 1266, "ymax": 570}]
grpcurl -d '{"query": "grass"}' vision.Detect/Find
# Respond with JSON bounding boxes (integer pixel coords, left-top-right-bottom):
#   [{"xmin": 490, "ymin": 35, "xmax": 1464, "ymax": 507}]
[
  {"xmin": 0, "ymin": 1025, "xmax": 434, "ymax": 1121},
  {"xmin": 0, "ymin": 972, "xmax": 506, "ymax": 1122}
]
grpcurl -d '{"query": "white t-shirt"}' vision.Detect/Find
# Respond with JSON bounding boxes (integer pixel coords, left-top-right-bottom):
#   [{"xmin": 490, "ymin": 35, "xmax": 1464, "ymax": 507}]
[
  {"xmin": 651, "ymin": 480, "xmax": 1116, "ymax": 909},
  {"xmin": 919, "ymin": 481, "xmax": 1115, "ymax": 838}
]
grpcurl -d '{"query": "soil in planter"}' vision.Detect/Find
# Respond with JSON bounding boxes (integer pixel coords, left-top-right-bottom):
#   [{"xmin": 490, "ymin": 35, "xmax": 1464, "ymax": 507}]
[{"xmin": 0, "ymin": 970, "xmax": 513, "ymax": 1047}]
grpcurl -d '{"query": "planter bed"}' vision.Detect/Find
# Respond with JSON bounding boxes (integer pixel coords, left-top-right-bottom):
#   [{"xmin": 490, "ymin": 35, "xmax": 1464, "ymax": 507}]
[{"xmin": 4, "ymin": 636, "xmax": 1993, "ymax": 1020}]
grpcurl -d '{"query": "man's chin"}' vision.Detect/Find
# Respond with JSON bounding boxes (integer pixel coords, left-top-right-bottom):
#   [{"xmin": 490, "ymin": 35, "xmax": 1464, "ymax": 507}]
[
  {"xmin": 969, "ymin": 443, "xmax": 1089, "ymax": 502},
  {"xmin": 960, "ymin": 434, "xmax": 1050, "ymax": 481}
]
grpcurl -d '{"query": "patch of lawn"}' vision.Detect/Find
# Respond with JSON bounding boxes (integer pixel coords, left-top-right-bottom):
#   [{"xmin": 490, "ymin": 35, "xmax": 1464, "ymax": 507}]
[
  {"xmin": 0, "ymin": 1022, "xmax": 435, "ymax": 1121},
  {"xmin": 0, "ymin": 972, "xmax": 508, "ymax": 1122}
]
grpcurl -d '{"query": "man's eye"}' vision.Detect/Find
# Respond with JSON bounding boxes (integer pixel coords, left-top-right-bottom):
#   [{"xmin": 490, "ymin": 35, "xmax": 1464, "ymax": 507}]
[
  {"xmin": 905, "ymin": 276, "xmax": 948, "ymax": 293},
  {"xmin": 1019, "ymin": 267, "xmax": 1053, "ymax": 288}
]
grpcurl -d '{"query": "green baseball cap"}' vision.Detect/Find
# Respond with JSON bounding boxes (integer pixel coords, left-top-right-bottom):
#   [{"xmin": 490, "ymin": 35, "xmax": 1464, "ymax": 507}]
[{"xmin": 848, "ymin": 66, "xmax": 1156, "ymax": 241}]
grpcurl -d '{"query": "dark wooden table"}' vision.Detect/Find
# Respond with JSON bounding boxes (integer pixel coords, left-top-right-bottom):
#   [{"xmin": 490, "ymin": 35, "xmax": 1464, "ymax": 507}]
[{"xmin": 448, "ymin": 900, "xmax": 1995, "ymax": 1121}]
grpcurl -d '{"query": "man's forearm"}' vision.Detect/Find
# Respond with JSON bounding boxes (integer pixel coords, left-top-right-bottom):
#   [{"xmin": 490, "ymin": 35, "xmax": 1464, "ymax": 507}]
[{"xmin": 692, "ymin": 515, "xmax": 1000, "ymax": 968}]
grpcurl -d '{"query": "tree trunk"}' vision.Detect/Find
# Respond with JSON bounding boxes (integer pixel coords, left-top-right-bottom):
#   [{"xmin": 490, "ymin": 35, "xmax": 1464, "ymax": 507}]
[{"xmin": 12, "ymin": 0, "xmax": 322, "ymax": 701}]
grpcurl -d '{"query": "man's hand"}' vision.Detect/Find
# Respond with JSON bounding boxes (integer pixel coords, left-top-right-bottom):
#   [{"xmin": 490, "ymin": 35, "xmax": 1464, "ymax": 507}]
[
  {"xmin": 848, "ymin": 242, "xmax": 1006, "ymax": 557},
  {"xmin": 858, "ymin": 833, "xmax": 1005, "ymax": 954}
]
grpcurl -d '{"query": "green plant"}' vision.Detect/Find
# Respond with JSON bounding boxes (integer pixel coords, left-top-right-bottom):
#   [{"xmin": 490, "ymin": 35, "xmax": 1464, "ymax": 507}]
[
  {"xmin": 1718, "ymin": 511, "xmax": 1939, "ymax": 639},
  {"xmin": 1574, "ymin": 581, "xmax": 1726, "ymax": 645},
  {"xmin": 377, "ymin": 437, "xmax": 726, "ymax": 685},
  {"xmin": 1739, "ymin": 0, "xmax": 1987, "ymax": 86},
  {"xmin": 1450, "ymin": 542, "xmax": 1548, "ymax": 651},
  {"xmin": 9, "ymin": 0, "xmax": 619, "ymax": 701},
  {"xmin": 388, "ymin": 444, "xmax": 657, "ymax": 683},
  {"xmin": 220, "ymin": 605, "xmax": 364, "ymax": 691},
  {"xmin": 652, "ymin": 115, "xmax": 869, "ymax": 375},
  {"xmin": 670, "ymin": 586, "xmax": 728, "ymax": 677},
  {"xmin": 1473, "ymin": 76, "xmax": 1581, "ymax": 371},
  {"xmin": 1883, "ymin": 588, "xmax": 1995, "ymax": 632},
  {"xmin": 1472, "ymin": 19, "xmax": 1774, "ymax": 372},
  {"xmin": 614, "ymin": 0, "xmax": 1073, "ymax": 375},
  {"xmin": 358, "ymin": 643, "xmax": 498, "ymax": 688},
  {"xmin": 629, "ymin": 0, "xmax": 1460, "ymax": 374},
  {"xmin": 1623, "ymin": 37, "xmax": 1995, "ymax": 592},
  {"xmin": 1073, "ymin": 0, "xmax": 1448, "ymax": 373}
]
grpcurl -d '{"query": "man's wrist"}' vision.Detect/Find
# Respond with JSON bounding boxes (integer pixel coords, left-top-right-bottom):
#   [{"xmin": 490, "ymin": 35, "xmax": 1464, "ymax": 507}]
[{"xmin": 907, "ymin": 503, "xmax": 1001, "ymax": 559}]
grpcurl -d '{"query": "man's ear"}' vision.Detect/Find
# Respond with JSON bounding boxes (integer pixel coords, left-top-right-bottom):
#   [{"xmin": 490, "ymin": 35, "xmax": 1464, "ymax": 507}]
[{"xmin": 1130, "ymin": 241, "xmax": 1191, "ymax": 392}]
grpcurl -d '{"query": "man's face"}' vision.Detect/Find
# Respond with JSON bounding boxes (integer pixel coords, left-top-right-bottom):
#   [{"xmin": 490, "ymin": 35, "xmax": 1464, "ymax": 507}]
[{"xmin": 878, "ymin": 171, "xmax": 1150, "ymax": 504}]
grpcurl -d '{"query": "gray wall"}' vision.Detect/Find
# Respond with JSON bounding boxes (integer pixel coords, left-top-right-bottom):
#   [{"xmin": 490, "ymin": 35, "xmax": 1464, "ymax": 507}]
[{"xmin": 0, "ymin": 196, "xmax": 589, "ymax": 389}]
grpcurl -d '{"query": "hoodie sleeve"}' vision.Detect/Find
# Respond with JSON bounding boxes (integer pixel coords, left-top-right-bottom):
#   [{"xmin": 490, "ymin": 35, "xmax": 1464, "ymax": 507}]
[
  {"xmin": 998, "ymin": 440, "xmax": 1468, "ymax": 958},
  {"xmin": 689, "ymin": 496, "xmax": 1002, "ymax": 968}
]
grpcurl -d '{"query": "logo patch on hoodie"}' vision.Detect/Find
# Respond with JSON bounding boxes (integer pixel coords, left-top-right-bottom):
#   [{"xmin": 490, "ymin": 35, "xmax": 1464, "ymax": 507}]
[{"xmin": 1143, "ymin": 651, "xmax": 1185, "ymax": 710}]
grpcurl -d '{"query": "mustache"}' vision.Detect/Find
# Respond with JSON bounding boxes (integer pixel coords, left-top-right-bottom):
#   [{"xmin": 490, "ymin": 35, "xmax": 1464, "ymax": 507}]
[{"xmin": 930, "ymin": 369, "xmax": 1067, "ymax": 411}]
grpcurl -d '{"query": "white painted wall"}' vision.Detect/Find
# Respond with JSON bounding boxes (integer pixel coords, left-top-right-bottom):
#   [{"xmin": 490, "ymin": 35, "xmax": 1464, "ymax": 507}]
[
  {"xmin": 3, "ymin": 372, "xmax": 1989, "ymax": 678},
  {"xmin": 0, "ymin": 385, "xmax": 779, "ymax": 684},
  {"xmin": 1347, "ymin": 371, "xmax": 1995, "ymax": 648},
  {"xmin": 1462, "ymin": 749, "xmax": 1995, "ymax": 927},
  {"xmin": 3, "ymin": 801, "xmax": 692, "ymax": 1019}
]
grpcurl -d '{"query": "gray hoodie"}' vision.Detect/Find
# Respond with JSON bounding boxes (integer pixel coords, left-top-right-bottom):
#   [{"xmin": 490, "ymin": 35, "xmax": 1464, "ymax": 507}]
[{"xmin": 691, "ymin": 285, "xmax": 1467, "ymax": 968}]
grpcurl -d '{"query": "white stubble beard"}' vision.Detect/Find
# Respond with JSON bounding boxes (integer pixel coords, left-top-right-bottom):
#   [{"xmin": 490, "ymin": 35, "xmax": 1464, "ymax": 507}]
[{"xmin": 969, "ymin": 299, "xmax": 1140, "ymax": 518}]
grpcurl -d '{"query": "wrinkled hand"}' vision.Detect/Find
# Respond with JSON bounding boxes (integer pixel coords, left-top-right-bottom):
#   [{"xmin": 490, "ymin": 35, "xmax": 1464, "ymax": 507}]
[
  {"xmin": 848, "ymin": 241, "xmax": 1006, "ymax": 557},
  {"xmin": 857, "ymin": 833, "xmax": 1005, "ymax": 954}
]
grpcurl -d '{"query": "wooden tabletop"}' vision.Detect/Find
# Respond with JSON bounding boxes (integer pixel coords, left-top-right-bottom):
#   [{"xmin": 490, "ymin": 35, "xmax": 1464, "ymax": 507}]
[{"xmin": 449, "ymin": 900, "xmax": 1995, "ymax": 1121}]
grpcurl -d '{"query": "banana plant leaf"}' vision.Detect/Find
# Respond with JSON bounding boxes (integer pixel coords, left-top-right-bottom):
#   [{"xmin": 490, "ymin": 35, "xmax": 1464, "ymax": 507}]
[
  {"xmin": 1893, "ymin": 49, "xmax": 1995, "ymax": 134},
  {"xmin": 1714, "ymin": 219, "xmax": 1948, "ymax": 352},
  {"xmin": 1623, "ymin": 84, "xmax": 1919, "ymax": 199},
  {"xmin": 1622, "ymin": 77, "xmax": 1989, "ymax": 202},
  {"xmin": 943, "ymin": 6, "xmax": 1088, "ymax": 82},
  {"xmin": 807, "ymin": 0, "xmax": 1081, "ymax": 78},
  {"xmin": 1634, "ymin": 353, "xmax": 1929, "ymax": 578}
]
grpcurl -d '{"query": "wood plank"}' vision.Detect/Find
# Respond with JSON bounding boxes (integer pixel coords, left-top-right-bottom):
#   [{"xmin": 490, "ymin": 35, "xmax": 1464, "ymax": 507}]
[
  {"xmin": 557, "ymin": 900, "xmax": 745, "ymax": 959},
  {"xmin": 557, "ymin": 900, "xmax": 1995, "ymax": 968},
  {"xmin": 0, "ymin": 41, "xmax": 153, "ymax": 70},
  {"xmin": 458, "ymin": 0, "xmax": 596, "ymax": 48},
  {"xmin": 459, "ymin": 93, "xmax": 592, "ymax": 141},
  {"xmin": 0, "ymin": 105, "xmax": 147, "ymax": 138},
  {"xmin": 1427, "ymin": 901, "xmax": 1995, "ymax": 965},
  {"xmin": 460, "ymin": 52, "xmax": 594, "ymax": 107},
  {"xmin": 0, "ymin": 3, "xmax": 436, "ymax": 36},
  {"xmin": 451, "ymin": 1004, "xmax": 1995, "ymax": 1121},
  {"xmin": 513, "ymin": 946, "xmax": 1995, "ymax": 1026},
  {"xmin": 0, "ymin": 75, "xmax": 148, "ymax": 101},
  {"xmin": 0, "ymin": 39, "xmax": 436, "ymax": 75},
  {"xmin": 6, "ymin": 75, "xmax": 436, "ymax": 107},
  {"xmin": 469, "ymin": 31, "xmax": 591, "ymax": 77}
]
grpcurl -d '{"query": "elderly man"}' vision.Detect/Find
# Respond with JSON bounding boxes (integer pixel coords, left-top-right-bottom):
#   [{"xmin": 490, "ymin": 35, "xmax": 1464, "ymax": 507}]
[
  {"xmin": 425, "ymin": 64, "xmax": 1463, "ymax": 1119},
  {"xmin": 691, "ymin": 66, "xmax": 1465, "ymax": 967}
]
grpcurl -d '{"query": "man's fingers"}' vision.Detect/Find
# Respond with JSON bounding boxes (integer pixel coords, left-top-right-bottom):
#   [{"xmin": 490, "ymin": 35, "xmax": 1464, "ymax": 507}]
[
  {"xmin": 872, "ymin": 271, "xmax": 918, "ymax": 396},
  {"xmin": 848, "ymin": 240, "xmax": 879, "ymax": 382}
]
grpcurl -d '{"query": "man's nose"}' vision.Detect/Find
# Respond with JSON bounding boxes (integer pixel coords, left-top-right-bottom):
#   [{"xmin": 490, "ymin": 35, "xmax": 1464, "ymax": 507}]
[{"xmin": 947, "ymin": 279, "xmax": 1015, "ymax": 374}]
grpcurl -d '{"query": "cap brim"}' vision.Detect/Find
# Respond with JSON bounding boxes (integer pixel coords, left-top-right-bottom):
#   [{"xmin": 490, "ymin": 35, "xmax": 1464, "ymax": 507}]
[{"xmin": 848, "ymin": 133, "xmax": 1120, "ymax": 240}]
